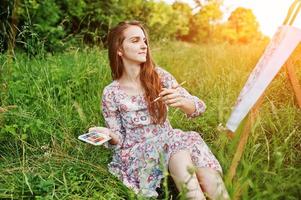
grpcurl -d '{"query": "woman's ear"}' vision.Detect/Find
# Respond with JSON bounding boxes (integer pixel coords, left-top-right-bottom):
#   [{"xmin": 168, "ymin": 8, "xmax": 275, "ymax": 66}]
[{"xmin": 117, "ymin": 47, "xmax": 123, "ymax": 56}]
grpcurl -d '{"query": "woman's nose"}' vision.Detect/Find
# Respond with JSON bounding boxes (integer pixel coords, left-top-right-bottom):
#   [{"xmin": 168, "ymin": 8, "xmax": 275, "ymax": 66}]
[{"xmin": 141, "ymin": 41, "xmax": 147, "ymax": 49}]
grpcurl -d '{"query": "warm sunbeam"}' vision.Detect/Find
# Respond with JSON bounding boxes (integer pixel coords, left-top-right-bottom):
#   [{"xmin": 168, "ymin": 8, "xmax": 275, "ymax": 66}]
[
  {"xmin": 223, "ymin": 0, "xmax": 301, "ymax": 37},
  {"xmin": 165, "ymin": 0, "xmax": 301, "ymax": 37}
]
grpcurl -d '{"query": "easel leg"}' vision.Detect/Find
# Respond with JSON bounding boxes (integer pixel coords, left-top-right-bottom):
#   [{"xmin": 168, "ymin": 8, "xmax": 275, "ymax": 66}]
[
  {"xmin": 286, "ymin": 62, "xmax": 301, "ymax": 108},
  {"xmin": 226, "ymin": 97, "xmax": 264, "ymax": 199},
  {"xmin": 226, "ymin": 115, "xmax": 252, "ymax": 183}
]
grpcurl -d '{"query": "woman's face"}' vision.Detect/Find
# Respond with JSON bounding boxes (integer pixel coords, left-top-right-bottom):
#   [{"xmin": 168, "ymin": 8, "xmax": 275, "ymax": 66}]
[{"xmin": 119, "ymin": 25, "xmax": 148, "ymax": 64}]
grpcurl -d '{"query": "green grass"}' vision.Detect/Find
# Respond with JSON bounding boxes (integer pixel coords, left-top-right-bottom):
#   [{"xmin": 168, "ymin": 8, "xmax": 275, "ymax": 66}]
[{"xmin": 0, "ymin": 41, "xmax": 300, "ymax": 199}]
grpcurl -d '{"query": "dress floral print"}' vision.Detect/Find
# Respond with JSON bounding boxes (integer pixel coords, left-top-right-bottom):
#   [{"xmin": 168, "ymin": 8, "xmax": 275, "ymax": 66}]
[{"xmin": 101, "ymin": 67, "xmax": 222, "ymax": 197}]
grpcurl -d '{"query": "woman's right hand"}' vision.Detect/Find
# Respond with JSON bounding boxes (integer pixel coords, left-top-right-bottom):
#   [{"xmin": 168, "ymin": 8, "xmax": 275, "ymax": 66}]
[{"xmin": 88, "ymin": 126, "xmax": 119, "ymax": 145}]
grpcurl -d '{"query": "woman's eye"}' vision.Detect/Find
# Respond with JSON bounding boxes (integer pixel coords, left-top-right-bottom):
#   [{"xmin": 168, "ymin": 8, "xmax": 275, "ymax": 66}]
[{"xmin": 131, "ymin": 39, "xmax": 147, "ymax": 44}]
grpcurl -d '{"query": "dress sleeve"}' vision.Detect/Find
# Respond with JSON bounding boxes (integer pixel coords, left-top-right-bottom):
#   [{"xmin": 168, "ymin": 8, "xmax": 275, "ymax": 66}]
[
  {"xmin": 156, "ymin": 66, "xmax": 206, "ymax": 119},
  {"xmin": 101, "ymin": 86, "xmax": 125, "ymax": 150}
]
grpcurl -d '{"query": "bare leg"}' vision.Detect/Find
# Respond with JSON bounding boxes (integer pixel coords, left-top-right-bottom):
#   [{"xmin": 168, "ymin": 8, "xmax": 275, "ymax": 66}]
[
  {"xmin": 196, "ymin": 167, "xmax": 230, "ymax": 200},
  {"xmin": 169, "ymin": 150, "xmax": 206, "ymax": 200}
]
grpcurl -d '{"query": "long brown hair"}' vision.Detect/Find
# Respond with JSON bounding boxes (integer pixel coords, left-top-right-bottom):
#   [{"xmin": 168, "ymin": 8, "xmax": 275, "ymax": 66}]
[{"xmin": 107, "ymin": 20, "xmax": 167, "ymax": 124}]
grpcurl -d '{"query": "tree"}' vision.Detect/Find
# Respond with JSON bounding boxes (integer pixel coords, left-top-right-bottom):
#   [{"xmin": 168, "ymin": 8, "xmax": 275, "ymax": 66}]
[
  {"xmin": 190, "ymin": 1, "xmax": 223, "ymax": 42},
  {"xmin": 224, "ymin": 7, "xmax": 262, "ymax": 43},
  {"xmin": 171, "ymin": 1, "xmax": 193, "ymax": 40},
  {"xmin": 16, "ymin": 0, "xmax": 65, "ymax": 54}
]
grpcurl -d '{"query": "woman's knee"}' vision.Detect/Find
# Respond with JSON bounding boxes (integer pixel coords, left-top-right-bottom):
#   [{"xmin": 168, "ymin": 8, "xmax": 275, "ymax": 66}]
[
  {"xmin": 196, "ymin": 167, "xmax": 230, "ymax": 200},
  {"xmin": 169, "ymin": 150, "xmax": 206, "ymax": 199},
  {"xmin": 169, "ymin": 150, "xmax": 193, "ymax": 173}
]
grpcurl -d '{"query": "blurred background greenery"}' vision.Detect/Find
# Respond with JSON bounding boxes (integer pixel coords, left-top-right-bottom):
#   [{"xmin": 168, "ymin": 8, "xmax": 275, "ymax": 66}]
[{"xmin": 0, "ymin": 0, "xmax": 266, "ymax": 55}]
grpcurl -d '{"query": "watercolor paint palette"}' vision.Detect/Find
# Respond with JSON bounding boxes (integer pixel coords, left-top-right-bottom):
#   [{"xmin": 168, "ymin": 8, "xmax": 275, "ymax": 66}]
[{"xmin": 78, "ymin": 131, "xmax": 111, "ymax": 145}]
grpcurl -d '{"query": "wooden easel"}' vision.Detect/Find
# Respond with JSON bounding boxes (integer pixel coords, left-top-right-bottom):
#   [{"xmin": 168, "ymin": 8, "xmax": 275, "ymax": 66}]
[{"xmin": 226, "ymin": 0, "xmax": 301, "ymax": 187}]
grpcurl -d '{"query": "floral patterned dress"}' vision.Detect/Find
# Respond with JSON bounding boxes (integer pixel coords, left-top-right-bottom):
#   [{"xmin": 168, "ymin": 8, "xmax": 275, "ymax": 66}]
[{"xmin": 101, "ymin": 67, "xmax": 222, "ymax": 197}]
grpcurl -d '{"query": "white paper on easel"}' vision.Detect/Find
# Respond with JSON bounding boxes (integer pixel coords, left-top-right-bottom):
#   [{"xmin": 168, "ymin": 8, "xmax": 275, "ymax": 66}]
[{"xmin": 226, "ymin": 25, "xmax": 301, "ymax": 132}]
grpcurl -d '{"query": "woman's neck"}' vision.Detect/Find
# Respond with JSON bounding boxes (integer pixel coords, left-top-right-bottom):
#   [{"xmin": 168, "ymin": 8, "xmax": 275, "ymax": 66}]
[
  {"xmin": 118, "ymin": 63, "xmax": 144, "ymax": 95},
  {"xmin": 121, "ymin": 62, "xmax": 141, "ymax": 84}
]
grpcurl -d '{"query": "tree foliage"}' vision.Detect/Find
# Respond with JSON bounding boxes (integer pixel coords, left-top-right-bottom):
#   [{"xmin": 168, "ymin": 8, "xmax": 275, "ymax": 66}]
[
  {"xmin": 0, "ymin": 0, "xmax": 265, "ymax": 54},
  {"xmin": 172, "ymin": 2, "xmax": 193, "ymax": 40},
  {"xmin": 223, "ymin": 7, "xmax": 262, "ymax": 43},
  {"xmin": 190, "ymin": 2, "xmax": 223, "ymax": 42}
]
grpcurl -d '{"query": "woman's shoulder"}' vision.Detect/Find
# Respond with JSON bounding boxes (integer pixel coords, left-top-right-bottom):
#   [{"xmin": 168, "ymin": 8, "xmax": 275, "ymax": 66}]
[
  {"xmin": 155, "ymin": 66, "xmax": 175, "ymax": 81},
  {"xmin": 155, "ymin": 66, "xmax": 172, "ymax": 77},
  {"xmin": 102, "ymin": 80, "xmax": 119, "ymax": 96},
  {"xmin": 155, "ymin": 65, "xmax": 166, "ymax": 73}
]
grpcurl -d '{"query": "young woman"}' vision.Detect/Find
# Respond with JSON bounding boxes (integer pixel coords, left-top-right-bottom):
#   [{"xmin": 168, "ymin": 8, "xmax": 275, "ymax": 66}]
[{"xmin": 89, "ymin": 21, "xmax": 230, "ymax": 199}]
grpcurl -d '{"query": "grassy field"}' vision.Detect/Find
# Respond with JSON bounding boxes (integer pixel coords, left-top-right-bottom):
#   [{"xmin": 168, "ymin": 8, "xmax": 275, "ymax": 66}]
[{"xmin": 0, "ymin": 41, "xmax": 300, "ymax": 199}]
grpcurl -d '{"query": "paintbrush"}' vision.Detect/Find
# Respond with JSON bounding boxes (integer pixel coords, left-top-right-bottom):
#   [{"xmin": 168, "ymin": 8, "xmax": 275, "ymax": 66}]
[{"xmin": 152, "ymin": 81, "xmax": 187, "ymax": 103}]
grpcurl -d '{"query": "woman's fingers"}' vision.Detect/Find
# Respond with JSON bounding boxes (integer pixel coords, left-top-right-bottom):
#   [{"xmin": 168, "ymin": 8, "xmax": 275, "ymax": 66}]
[
  {"xmin": 159, "ymin": 87, "xmax": 183, "ymax": 107},
  {"xmin": 163, "ymin": 95, "xmax": 178, "ymax": 103},
  {"xmin": 159, "ymin": 87, "xmax": 179, "ymax": 96},
  {"xmin": 162, "ymin": 93, "xmax": 179, "ymax": 101},
  {"xmin": 160, "ymin": 88, "xmax": 179, "ymax": 98},
  {"xmin": 169, "ymin": 102, "xmax": 181, "ymax": 107},
  {"xmin": 161, "ymin": 90, "xmax": 180, "ymax": 101},
  {"xmin": 165, "ymin": 96, "xmax": 184, "ymax": 107}
]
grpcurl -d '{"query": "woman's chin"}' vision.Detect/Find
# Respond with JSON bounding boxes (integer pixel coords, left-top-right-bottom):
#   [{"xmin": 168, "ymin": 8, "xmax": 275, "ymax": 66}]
[
  {"xmin": 126, "ymin": 57, "xmax": 146, "ymax": 64},
  {"xmin": 137, "ymin": 59, "xmax": 147, "ymax": 64}
]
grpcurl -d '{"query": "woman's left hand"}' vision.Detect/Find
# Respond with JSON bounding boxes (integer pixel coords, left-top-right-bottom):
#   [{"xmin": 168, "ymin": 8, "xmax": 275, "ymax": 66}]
[{"xmin": 159, "ymin": 84, "xmax": 184, "ymax": 108}]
